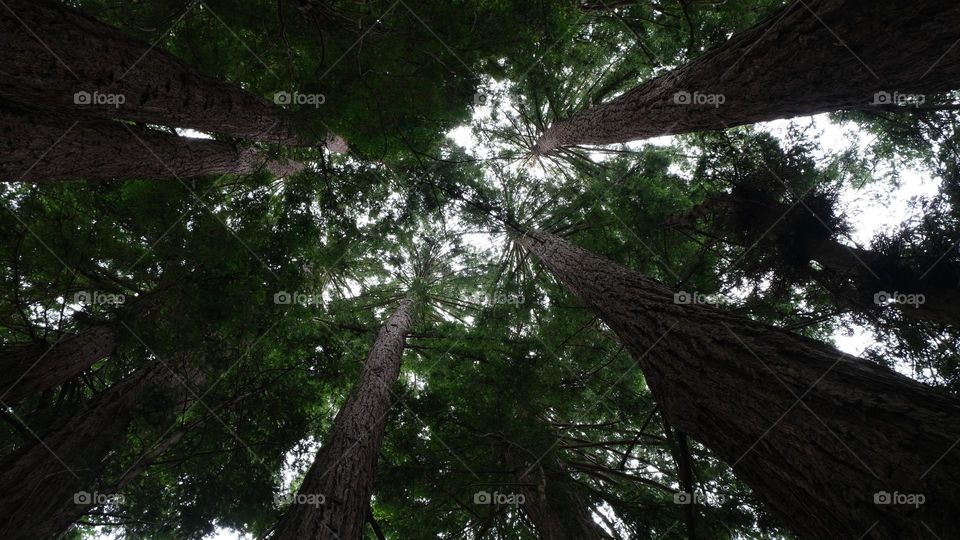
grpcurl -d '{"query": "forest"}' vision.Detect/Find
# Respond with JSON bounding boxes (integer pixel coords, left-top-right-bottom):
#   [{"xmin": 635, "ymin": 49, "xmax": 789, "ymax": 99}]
[{"xmin": 2, "ymin": 0, "xmax": 960, "ymax": 538}]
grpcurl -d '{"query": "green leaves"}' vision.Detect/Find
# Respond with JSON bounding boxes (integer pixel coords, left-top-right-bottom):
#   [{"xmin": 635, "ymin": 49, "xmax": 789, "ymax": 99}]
[{"xmin": 4, "ymin": 0, "xmax": 958, "ymax": 538}]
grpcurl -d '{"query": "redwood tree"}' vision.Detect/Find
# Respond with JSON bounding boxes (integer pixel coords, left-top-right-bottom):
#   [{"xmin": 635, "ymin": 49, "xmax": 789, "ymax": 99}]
[
  {"xmin": 0, "ymin": 0, "xmax": 309, "ymax": 145},
  {"xmin": 515, "ymin": 227, "xmax": 960, "ymax": 539},
  {"xmin": 534, "ymin": 0, "xmax": 960, "ymax": 153},
  {"xmin": 271, "ymin": 297, "xmax": 416, "ymax": 540},
  {"xmin": 504, "ymin": 447, "xmax": 614, "ymax": 540},
  {"xmin": 681, "ymin": 192, "xmax": 960, "ymax": 327},
  {"xmin": 0, "ymin": 105, "xmax": 303, "ymax": 182},
  {"xmin": 0, "ymin": 363, "xmax": 192, "ymax": 539},
  {"xmin": 0, "ymin": 324, "xmax": 116, "ymax": 405}
]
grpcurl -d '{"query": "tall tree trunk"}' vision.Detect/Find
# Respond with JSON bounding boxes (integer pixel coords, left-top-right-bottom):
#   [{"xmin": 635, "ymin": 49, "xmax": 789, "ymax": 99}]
[
  {"xmin": 272, "ymin": 298, "xmax": 416, "ymax": 540},
  {"xmin": 662, "ymin": 417, "xmax": 699, "ymax": 540},
  {"xmin": 687, "ymin": 193, "xmax": 960, "ymax": 326},
  {"xmin": 0, "ymin": 0, "xmax": 309, "ymax": 145},
  {"xmin": 0, "ymin": 325, "xmax": 116, "ymax": 405},
  {"xmin": 806, "ymin": 238, "xmax": 960, "ymax": 327},
  {"xmin": 0, "ymin": 105, "xmax": 302, "ymax": 182},
  {"xmin": 504, "ymin": 448, "xmax": 613, "ymax": 540},
  {"xmin": 0, "ymin": 364, "xmax": 191, "ymax": 539},
  {"xmin": 515, "ymin": 228, "xmax": 960, "ymax": 539},
  {"xmin": 534, "ymin": 0, "xmax": 960, "ymax": 153}
]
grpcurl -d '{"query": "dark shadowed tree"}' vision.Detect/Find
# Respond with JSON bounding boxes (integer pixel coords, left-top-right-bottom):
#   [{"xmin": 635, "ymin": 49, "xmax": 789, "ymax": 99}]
[
  {"xmin": 0, "ymin": 0, "xmax": 310, "ymax": 145},
  {"xmin": 0, "ymin": 363, "xmax": 195, "ymax": 539},
  {"xmin": 0, "ymin": 105, "xmax": 302, "ymax": 183},
  {"xmin": 0, "ymin": 324, "xmax": 115, "ymax": 405}
]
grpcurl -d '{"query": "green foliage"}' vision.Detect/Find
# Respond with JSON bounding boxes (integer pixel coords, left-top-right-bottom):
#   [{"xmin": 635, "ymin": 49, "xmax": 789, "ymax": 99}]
[{"xmin": 3, "ymin": 1, "xmax": 958, "ymax": 538}]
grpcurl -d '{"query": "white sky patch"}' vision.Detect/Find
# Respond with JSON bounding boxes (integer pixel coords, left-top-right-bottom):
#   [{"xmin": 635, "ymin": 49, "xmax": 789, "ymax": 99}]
[
  {"xmin": 758, "ymin": 114, "xmax": 941, "ymax": 359},
  {"xmin": 279, "ymin": 437, "xmax": 322, "ymax": 493},
  {"xmin": 403, "ymin": 369, "xmax": 427, "ymax": 394},
  {"xmin": 837, "ymin": 167, "xmax": 940, "ymax": 245},
  {"xmin": 448, "ymin": 124, "xmax": 474, "ymax": 150},
  {"xmin": 759, "ymin": 114, "xmax": 942, "ymax": 245},
  {"xmin": 175, "ymin": 128, "xmax": 215, "ymax": 139},
  {"xmin": 207, "ymin": 528, "xmax": 252, "ymax": 540}
]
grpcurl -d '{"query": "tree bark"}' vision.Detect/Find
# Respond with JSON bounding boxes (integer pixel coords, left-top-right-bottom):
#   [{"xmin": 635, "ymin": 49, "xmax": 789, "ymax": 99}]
[
  {"xmin": 515, "ymin": 228, "xmax": 960, "ymax": 539},
  {"xmin": 534, "ymin": 0, "xmax": 960, "ymax": 153},
  {"xmin": 0, "ymin": 0, "xmax": 309, "ymax": 145},
  {"xmin": 0, "ymin": 105, "xmax": 302, "ymax": 182},
  {"xmin": 0, "ymin": 325, "xmax": 116, "ymax": 405},
  {"xmin": 663, "ymin": 418, "xmax": 699, "ymax": 540},
  {"xmin": 505, "ymin": 449, "xmax": 613, "ymax": 540},
  {"xmin": 272, "ymin": 297, "xmax": 416, "ymax": 540},
  {"xmin": 0, "ymin": 364, "xmax": 190, "ymax": 539}
]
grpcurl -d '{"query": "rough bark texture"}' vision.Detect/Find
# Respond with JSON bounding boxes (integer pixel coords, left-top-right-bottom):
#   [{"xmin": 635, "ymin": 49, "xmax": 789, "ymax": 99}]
[
  {"xmin": 0, "ymin": 364, "xmax": 189, "ymax": 539},
  {"xmin": 505, "ymin": 449, "xmax": 612, "ymax": 540},
  {"xmin": 535, "ymin": 0, "xmax": 960, "ymax": 152},
  {"xmin": 0, "ymin": 325, "xmax": 116, "ymax": 405},
  {"xmin": 0, "ymin": 0, "xmax": 308, "ymax": 145},
  {"xmin": 0, "ymin": 106, "xmax": 302, "ymax": 182},
  {"xmin": 272, "ymin": 298, "xmax": 416, "ymax": 540},
  {"xmin": 516, "ymin": 228, "xmax": 960, "ymax": 539}
]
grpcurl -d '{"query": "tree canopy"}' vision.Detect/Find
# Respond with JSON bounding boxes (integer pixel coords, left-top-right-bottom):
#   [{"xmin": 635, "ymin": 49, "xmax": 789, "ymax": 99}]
[{"xmin": 2, "ymin": 0, "xmax": 960, "ymax": 538}]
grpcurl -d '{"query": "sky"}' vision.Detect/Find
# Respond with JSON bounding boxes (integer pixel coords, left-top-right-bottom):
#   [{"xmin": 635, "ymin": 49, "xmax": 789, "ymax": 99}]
[{"xmin": 761, "ymin": 116, "xmax": 940, "ymax": 357}]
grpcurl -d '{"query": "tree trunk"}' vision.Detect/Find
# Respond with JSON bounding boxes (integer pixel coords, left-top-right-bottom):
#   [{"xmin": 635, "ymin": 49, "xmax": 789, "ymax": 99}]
[
  {"xmin": 0, "ymin": 325, "xmax": 116, "ymax": 405},
  {"xmin": 515, "ymin": 228, "xmax": 960, "ymax": 539},
  {"xmin": 689, "ymin": 193, "xmax": 960, "ymax": 327},
  {"xmin": 663, "ymin": 418, "xmax": 699, "ymax": 540},
  {"xmin": 272, "ymin": 298, "xmax": 416, "ymax": 540},
  {"xmin": 0, "ymin": 0, "xmax": 309, "ymax": 145},
  {"xmin": 805, "ymin": 238, "xmax": 960, "ymax": 327},
  {"xmin": 0, "ymin": 364, "xmax": 190, "ymax": 539},
  {"xmin": 505, "ymin": 449, "xmax": 612, "ymax": 540},
  {"xmin": 0, "ymin": 106, "xmax": 302, "ymax": 182},
  {"xmin": 534, "ymin": 0, "xmax": 960, "ymax": 153}
]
